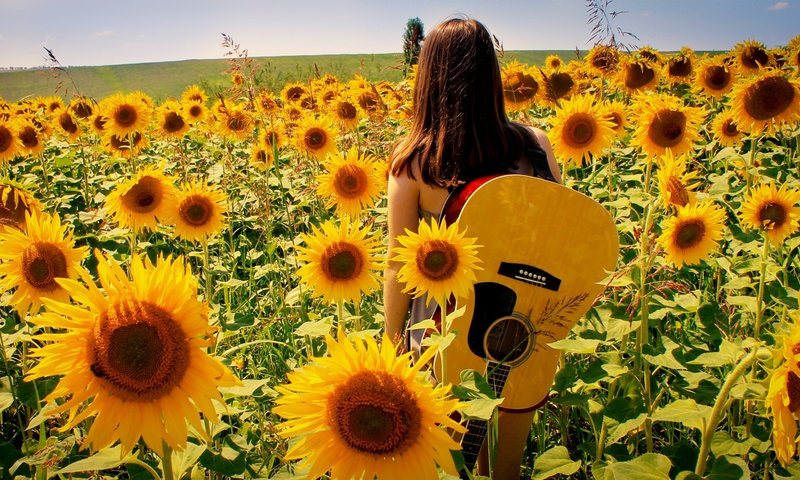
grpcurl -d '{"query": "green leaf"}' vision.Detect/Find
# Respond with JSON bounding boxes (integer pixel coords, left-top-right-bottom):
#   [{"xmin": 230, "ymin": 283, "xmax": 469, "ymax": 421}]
[
  {"xmin": 198, "ymin": 446, "xmax": 247, "ymax": 476},
  {"xmin": 0, "ymin": 392, "xmax": 12, "ymax": 414},
  {"xmin": 456, "ymin": 370, "xmax": 496, "ymax": 399},
  {"xmin": 459, "ymin": 397, "xmax": 505, "ymax": 420},
  {"xmin": 602, "ymin": 453, "xmax": 672, "ymax": 480},
  {"xmin": 293, "ymin": 319, "xmax": 332, "ymax": 337},
  {"xmin": 548, "ymin": 338, "xmax": 601, "ymax": 354},
  {"xmin": 710, "ymin": 431, "xmax": 760, "ymax": 457},
  {"xmin": 407, "ymin": 319, "xmax": 437, "ymax": 331},
  {"xmin": 707, "ymin": 454, "xmax": 750, "ymax": 479},
  {"xmin": 171, "ymin": 443, "xmax": 206, "ymax": 480},
  {"xmin": 605, "ymin": 412, "xmax": 648, "ymax": 446},
  {"xmin": 530, "ymin": 446, "xmax": 581, "ymax": 480},
  {"xmin": 651, "ymin": 398, "xmax": 712, "ymax": 431},
  {"xmin": 57, "ymin": 445, "xmax": 126, "ymax": 473}
]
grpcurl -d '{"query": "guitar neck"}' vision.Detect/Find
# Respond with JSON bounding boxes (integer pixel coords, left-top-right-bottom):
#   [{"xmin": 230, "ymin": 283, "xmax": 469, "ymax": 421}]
[{"xmin": 459, "ymin": 361, "xmax": 511, "ymax": 478}]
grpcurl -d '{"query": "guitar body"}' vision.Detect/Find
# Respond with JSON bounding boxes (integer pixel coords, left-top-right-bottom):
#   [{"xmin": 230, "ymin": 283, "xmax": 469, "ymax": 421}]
[{"xmin": 442, "ymin": 174, "xmax": 618, "ymax": 410}]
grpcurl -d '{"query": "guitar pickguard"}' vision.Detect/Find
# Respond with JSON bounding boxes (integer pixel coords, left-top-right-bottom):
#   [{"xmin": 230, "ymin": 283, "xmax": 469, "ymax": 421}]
[{"xmin": 467, "ymin": 282, "xmax": 516, "ymax": 358}]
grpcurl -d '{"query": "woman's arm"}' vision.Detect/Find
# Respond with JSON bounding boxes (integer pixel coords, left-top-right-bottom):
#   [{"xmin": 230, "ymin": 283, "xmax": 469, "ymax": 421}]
[
  {"xmin": 383, "ymin": 170, "xmax": 420, "ymax": 347},
  {"xmin": 531, "ymin": 127, "xmax": 563, "ymax": 184}
]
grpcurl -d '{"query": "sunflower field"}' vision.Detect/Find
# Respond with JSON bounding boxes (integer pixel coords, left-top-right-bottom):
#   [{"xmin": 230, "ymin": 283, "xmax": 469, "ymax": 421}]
[{"xmin": 1, "ymin": 35, "xmax": 800, "ymax": 480}]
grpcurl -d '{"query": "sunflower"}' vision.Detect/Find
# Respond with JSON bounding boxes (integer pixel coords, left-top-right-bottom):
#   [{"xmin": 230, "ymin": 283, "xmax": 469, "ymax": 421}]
[
  {"xmin": 316, "ymin": 147, "xmax": 385, "ymax": 218},
  {"xmin": 24, "ymin": 252, "xmax": 239, "ymax": 455},
  {"xmin": 293, "ymin": 114, "xmax": 338, "ymax": 160},
  {"xmin": 657, "ymin": 201, "xmax": 726, "ymax": 266},
  {"xmin": 249, "ymin": 145, "xmax": 274, "ymax": 171},
  {"xmin": 729, "ymin": 70, "xmax": 800, "ymax": 135},
  {"xmin": 545, "ymin": 54, "xmax": 563, "ymax": 71},
  {"xmin": 100, "ymin": 93, "xmax": 151, "ymax": 137},
  {"xmin": 599, "ymin": 100, "xmax": 628, "ymax": 138},
  {"xmin": 102, "ymin": 131, "xmax": 148, "ymax": 158},
  {"xmin": 168, "ymin": 181, "xmax": 228, "ymax": 242},
  {"xmin": 392, "ymin": 218, "xmax": 481, "ymax": 306},
  {"xmin": 0, "ymin": 181, "xmax": 42, "ymax": 232},
  {"xmin": 740, "ymin": 182, "xmax": 800, "ymax": 245},
  {"xmin": 104, "ymin": 165, "xmax": 176, "ymax": 232},
  {"xmin": 182, "ymin": 100, "xmax": 206, "ymax": 125},
  {"xmin": 216, "ymin": 103, "xmax": 254, "ymax": 141},
  {"xmin": 631, "ymin": 93, "xmax": 706, "ymax": 158},
  {"xmin": 767, "ymin": 324, "xmax": 800, "ymax": 466},
  {"xmin": 585, "ymin": 45, "xmax": 620, "ymax": 77},
  {"xmin": 636, "ymin": 45, "xmax": 664, "ymax": 65},
  {"xmin": 181, "ymin": 84, "xmax": 207, "ymax": 105},
  {"xmin": 154, "ymin": 100, "xmax": 189, "ymax": 139},
  {"xmin": 542, "ymin": 70, "xmax": 577, "ymax": 104},
  {"xmin": 16, "ymin": 118, "xmax": 45, "ymax": 157},
  {"xmin": 356, "ymin": 88, "xmax": 387, "ymax": 121},
  {"xmin": 274, "ymin": 327, "xmax": 463, "ymax": 480},
  {"xmin": 259, "ymin": 120, "xmax": 288, "ymax": 150},
  {"xmin": 90, "ymin": 113, "xmax": 108, "ymax": 136},
  {"xmin": 331, "ymin": 96, "xmax": 361, "ymax": 131},
  {"xmin": 664, "ymin": 48, "xmax": 695, "ymax": 85},
  {"xmin": 694, "ymin": 56, "xmax": 737, "ymax": 98},
  {"xmin": 0, "ymin": 211, "xmax": 87, "ymax": 317},
  {"xmin": 55, "ymin": 109, "xmax": 82, "ymax": 141},
  {"xmin": 656, "ymin": 150, "xmax": 699, "ymax": 209},
  {"xmin": 255, "ymin": 91, "xmax": 280, "ymax": 117},
  {"xmin": 734, "ymin": 39, "xmax": 773, "ymax": 74},
  {"xmin": 710, "ymin": 109, "xmax": 744, "ymax": 148},
  {"xmin": 0, "ymin": 120, "xmax": 19, "ymax": 163},
  {"xmin": 616, "ymin": 58, "xmax": 659, "ymax": 94},
  {"xmin": 501, "ymin": 61, "xmax": 540, "ymax": 111},
  {"xmin": 296, "ymin": 217, "xmax": 381, "ymax": 304},
  {"xmin": 548, "ymin": 94, "xmax": 615, "ymax": 166},
  {"xmin": 68, "ymin": 97, "xmax": 95, "ymax": 120},
  {"xmin": 281, "ymin": 82, "xmax": 308, "ymax": 104}
]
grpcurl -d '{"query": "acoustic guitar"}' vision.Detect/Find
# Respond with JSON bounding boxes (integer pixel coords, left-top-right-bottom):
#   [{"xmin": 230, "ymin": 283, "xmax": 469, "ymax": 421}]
[{"xmin": 439, "ymin": 174, "xmax": 618, "ymax": 476}]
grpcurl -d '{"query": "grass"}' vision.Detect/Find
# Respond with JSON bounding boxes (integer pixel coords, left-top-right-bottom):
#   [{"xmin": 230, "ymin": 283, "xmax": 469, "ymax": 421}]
[{"xmin": 0, "ymin": 50, "xmax": 584, "ymax": 103}]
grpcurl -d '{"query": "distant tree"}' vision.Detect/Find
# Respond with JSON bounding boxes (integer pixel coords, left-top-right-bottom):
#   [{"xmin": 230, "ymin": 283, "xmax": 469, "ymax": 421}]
[{"xmin": 402, "ymin": 18, "xmax": 425, "ymax": 76}]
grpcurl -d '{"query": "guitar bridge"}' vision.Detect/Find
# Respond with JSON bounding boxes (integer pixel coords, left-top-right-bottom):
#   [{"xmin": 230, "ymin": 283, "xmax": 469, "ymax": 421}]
[{"xmin": 498, "ymin": 262, "xmax": 560, "ymax": 292}]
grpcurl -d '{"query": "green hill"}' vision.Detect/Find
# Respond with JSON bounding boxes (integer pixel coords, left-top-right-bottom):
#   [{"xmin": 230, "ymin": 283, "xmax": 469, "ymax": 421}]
[{"xmin": 0, "ymin": 50, "xmax": 583, "ymax": 103}]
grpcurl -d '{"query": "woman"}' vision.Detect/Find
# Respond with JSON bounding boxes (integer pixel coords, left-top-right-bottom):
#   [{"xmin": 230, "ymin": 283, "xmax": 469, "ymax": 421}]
[{"xmin": 383, "ymin": 17, "xmax": 562, "ymax": 480}]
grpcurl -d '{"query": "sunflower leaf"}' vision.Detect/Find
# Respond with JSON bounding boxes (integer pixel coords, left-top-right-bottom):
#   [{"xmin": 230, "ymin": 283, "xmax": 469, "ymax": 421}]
[
  {"xmin": 57, "ymin": 445, "xmax": 126, "ymax": 473},
  {"xmin": 531, "ymin": 446, "xmax": 581, "ymax": 480}
]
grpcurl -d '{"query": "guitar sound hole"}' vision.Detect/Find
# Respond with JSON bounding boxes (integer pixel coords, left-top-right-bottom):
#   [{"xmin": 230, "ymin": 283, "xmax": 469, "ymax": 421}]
[{"xmin": 484, "ymin": 317, "xmax": 531, "ymax": 364}]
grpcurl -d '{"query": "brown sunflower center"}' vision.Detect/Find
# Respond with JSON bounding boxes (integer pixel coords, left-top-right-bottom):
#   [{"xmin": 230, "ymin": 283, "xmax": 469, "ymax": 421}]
[
  {"xmin": 416, "ymin": 239, "xmax": 459, "ymax": 281},
  {"xmin": 624, "ymin": 63, "xmax": 656, "ymax": 89},
  {"xmin": 337, "ymin": 101, "xmax": 358, "ymax": 121},
  {"xmin": 703, "ymin": 65, "xmax": 731, "ymax": 91},
  {"xmin": 108, "ymin": 132, "xmax": 143, "ymax": 151},
  {"xmin": 503, "ymin": 72, "xmax": 539, "ymax": 103},
  {"xmin": 787, "ymin": 371, "xmax": 800, "ymax": 413},
  {"xmin": 162, "ymin": 111, "xmax": 185, "ymax": 133},
  {"xmin": 605, "ymin": 112, "xmax": 623, "ymax": 130},
  {"xmin": 179, "ymin": 195, "xmax": 213, "ymax": 227},
  {"xmin": 89, "ymin": 299, "xmax": 189, "ymax": 401},
  {"xmin": 188, "ymin": 104, "xmax": 203, "ymax": 118},
  {"xmin": 358, "ymin": 92, "xmax": 382, "ymax": 112},
  {"xmin": 286, "ymin": 86, "xmax": 306, "ymax": 102},
  {"xmin": 304, "ymin": 127, "xmax": 328, "ymax": 150},
  {"xmin": 639, "ymin": 50, "xmax": 660, "ymax": 62},
  {"xmin": 742, "ymin": 76, "xmax": 795, "ymax": 121},
  {"xmin": 263, "ymin": 130, "xmax": 280, "ymax": 147},
  {"xmin": 0, "ymin": 125, "xmax": 13, "ymax": 153},
  {"xmin": 227, "ymin": 113, "xmax": 248, "ymax": 132},
  {"xmin": 740, "ymin": 46, "xmax": 769, "ymax": 70},
  {"xmin": 648, "ymin": 110, "xmax": 686, "ymax": 148},
  {"xmin": 591, "ymin": 49, "xmax": 619, "ymax": 73},
  {"xmin": 722, "ymin": 119, "xmax": 740, "ymax": 137},
  {"xmin": 666, "ymin": 177, "xmax": 690, "ymax": 207},
  {"xmin": 321, "ymin": 241, "xmax": 363, "ymax": 281},
  {"xmin": 333, "ymin": 165, "xmax": 368, "ymax": 199},
  {"xmin": 675, "ymin": 220, "xmax": 706, "ymax": 249},
  {"xmin": 668, "ymin": 57, "xmax": 692, "ymax": 78},
  {"xmin": 758, "ymin": 202, "xmax": 787, "ymax": 229},
  {"xmin": 328, "ymin": 370, "xmax": 421, "ymax": 455},
  {"xmin": 72, "ymin": 101, "xmax": 93, "ymax": 119},
  {"xmin": 547, "ymin": 72, "xmax": 574, "ymax": 101},
  {"xmin": 58, "ymin": 112, "xmax": 79, "ymax": 135},
  {"xmin": 115, "ymin": 105, "xmax": 138, "ymax": 128},
  {"xmin": 254, "ymin": 149, "xmax": 270, "ymax": 164},
  {"xmin": 121, "ymin": 176, "xmax": 163, "ymax": 214},
  {"xmin": 22, "ymin": 242, "xmax": 68, "ymax": 290},
  {"xmin": 563, "ymin": 114, "xmax": 596, "ymax": 148},
  {"xmin": 93, "ymin": 115, "xmax": 108, "ymax": 132},
  {"xmin": 19, "ymin": 126, "xmax": 39, "ymax": 149}
]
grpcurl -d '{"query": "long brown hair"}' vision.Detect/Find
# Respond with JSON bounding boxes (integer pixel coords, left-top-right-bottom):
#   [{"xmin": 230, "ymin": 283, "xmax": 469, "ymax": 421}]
[{"xmin": 391, "ymin": 17, "xmax": 540, "ymax": 187}]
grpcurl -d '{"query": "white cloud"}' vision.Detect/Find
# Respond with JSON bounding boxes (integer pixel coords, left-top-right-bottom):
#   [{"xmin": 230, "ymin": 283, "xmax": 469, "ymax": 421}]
[
  {"xmin": 767, "ymin": 2, "xmax": 789, "ymax": 11},
  {"xmin": 89, "ymin": 30, "xmax": 115, "ymax": 39}
]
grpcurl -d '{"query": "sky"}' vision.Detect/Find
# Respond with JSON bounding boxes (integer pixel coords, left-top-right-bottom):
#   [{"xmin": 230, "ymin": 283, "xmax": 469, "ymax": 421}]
[{"xmin": 0, "ymin": 0, "xmax": 798, "ymax": 68}]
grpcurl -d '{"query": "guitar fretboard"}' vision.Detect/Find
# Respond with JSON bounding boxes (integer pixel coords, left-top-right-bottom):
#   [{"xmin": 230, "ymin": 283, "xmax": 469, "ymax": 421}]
[{"xmin": 460, "ymin": 361, "xmax": 511, "ymax": 479}]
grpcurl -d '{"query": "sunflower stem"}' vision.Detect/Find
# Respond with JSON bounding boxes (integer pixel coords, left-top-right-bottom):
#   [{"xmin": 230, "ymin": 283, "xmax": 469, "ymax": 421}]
[
  {"xmin": 752, "ymin": 235, "xmax": 770, "ymax": 341},
  {"xmin": 637, "ymin": 159, "xmax": 655, "ymax": 452},
  {"xmin": 79, "ymin": 146, "xmax": 92, "ymax": 207},
  {"xmin": 161, "ymin": 442, "xmax": 175, "ymax": 480},
  {"xmin": 439, "ymin": 295, "xmax": 448, "ymax": 384},
  {"xmin": 695, "ymin": 348, "xmax": 758, "ymax": 476},
  {"xmin": 202, "ymin": 237, "xmax": 213, "ymax": 304},
  {"xmin": 37, "ymin": 153, "xmax": 50, "ymax": 197},
  {"xmin": 745, "ymin": 136, "xmax": 759, "ymax": 193}
]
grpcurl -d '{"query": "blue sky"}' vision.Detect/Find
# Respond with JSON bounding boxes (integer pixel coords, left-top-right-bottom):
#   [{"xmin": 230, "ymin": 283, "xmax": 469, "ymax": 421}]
[{"xmin": 0, "ymin": 0, "xmax": 797, "ymax": 68}]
